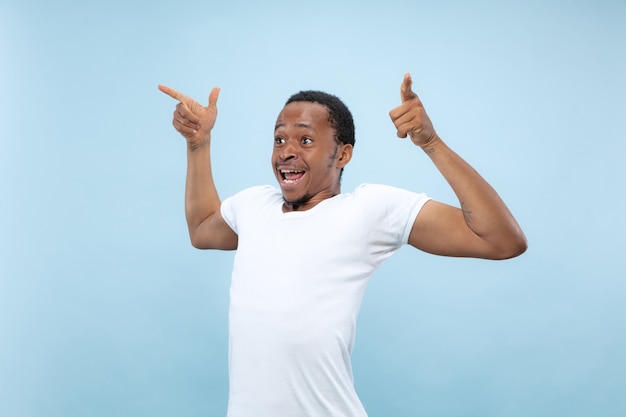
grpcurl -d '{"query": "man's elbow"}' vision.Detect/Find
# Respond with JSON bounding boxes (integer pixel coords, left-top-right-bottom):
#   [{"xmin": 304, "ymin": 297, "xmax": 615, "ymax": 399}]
[
  {"xmin": 190, "ymin": 235, "xmax": 211, "ymax": 249},
  {"xmin": 188, "ymin": 229, "xmax": 214, "ymax": 250},
  {"xmin": 188, "ymin": 230, "xmax": 238, "ymax": 251},
  {"xmin": 492, "ymin": 234, "xmax": 528, "ymax": 260}
]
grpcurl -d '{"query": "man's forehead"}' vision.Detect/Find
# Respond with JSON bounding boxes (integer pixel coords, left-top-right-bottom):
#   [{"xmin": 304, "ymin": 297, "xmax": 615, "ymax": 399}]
[{"xmin": 275, "ymin": 101, "xmax": 330, "ymax": 128}]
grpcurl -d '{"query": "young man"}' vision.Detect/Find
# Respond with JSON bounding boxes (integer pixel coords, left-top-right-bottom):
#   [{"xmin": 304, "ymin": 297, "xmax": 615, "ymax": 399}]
[{"xmin": 158, "ymin": 74, "xmax": 527, "ymax": 417}]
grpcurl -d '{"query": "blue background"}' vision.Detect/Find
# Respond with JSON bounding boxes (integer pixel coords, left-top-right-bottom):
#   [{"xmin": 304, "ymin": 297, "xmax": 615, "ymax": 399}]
[{"xmin": 1, "ymin": 1, "xmax": 625, "ymax": 416}]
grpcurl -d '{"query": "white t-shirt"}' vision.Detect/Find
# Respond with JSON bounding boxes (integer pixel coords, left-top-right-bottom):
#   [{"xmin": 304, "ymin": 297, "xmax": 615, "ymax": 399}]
[{"xmin": 220, "ymin": 184, "xmax": 430, "ymax": 417}]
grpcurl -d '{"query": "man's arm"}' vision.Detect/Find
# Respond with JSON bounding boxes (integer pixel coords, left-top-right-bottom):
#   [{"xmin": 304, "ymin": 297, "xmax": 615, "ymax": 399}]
[
  {"xmin": 389, "ymin": 74, "xmax": 527, "ymax": 260},
  {"xmin": 158, "ymin": 84, "xmax": 238, "ymax": 250}
]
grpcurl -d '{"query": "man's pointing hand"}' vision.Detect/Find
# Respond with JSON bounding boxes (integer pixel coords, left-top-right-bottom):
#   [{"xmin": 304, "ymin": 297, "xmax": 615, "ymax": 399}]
[
  {"xmin": 159, "ymin": 84, "xmax": 220, "ymax": 149},
  {"xmin": 389, "ymin": 73, "xmax": 438, "ymax": 149}
]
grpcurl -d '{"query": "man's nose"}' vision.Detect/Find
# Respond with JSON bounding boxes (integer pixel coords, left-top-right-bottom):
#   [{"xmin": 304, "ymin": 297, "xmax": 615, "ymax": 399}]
[{"xmin": 279, "ymin": 141, "xmax": 298, "ymax": 160}]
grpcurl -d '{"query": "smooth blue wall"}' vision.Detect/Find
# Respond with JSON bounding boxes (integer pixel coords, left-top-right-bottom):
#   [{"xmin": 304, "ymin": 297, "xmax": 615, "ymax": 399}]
[{"xmin": 1, "ymin": 1, "xmax": 625, "ymax": 416}]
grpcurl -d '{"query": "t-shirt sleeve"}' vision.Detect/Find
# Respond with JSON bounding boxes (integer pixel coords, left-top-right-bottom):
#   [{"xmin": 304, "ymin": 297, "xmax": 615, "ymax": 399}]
[
  {"xmin": 220, "ymin": 194, "xmax": 238, "ymax": 234},
  {"xmin": 220, "ymin": 185, "xmax": 279, "ymax": 235},
  {"xmin": 355, "ymin": 183, "xmax": 431, "ymax": 263}
]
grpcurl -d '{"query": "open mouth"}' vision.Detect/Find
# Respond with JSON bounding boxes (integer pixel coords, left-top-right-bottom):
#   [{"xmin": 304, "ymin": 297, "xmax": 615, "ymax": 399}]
[{"xmin": 280, "ymin": 169, "xmax": 305, "ymax": 184}]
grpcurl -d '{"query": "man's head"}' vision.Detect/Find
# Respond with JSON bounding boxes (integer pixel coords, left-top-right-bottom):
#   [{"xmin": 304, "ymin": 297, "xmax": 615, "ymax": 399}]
[{"xmin": 273, "ymin": 91, "xmax": 354, "ymax": 211}]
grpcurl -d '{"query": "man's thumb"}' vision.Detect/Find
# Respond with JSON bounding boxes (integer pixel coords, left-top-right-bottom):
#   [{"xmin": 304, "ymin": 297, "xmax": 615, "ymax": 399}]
[
  {"xmin": 208, "ymin": 87, "xmax": 220, "ymax": 108},
  {"xmin": 400, "ymin": 73, "xmax": 415, "ymax": 103}
]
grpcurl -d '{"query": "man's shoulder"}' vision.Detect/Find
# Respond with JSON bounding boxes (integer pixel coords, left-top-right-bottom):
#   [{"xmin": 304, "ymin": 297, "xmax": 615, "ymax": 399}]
[
  {"xmin": 347, "ymin": 183, "xmax": 430, "ymax": 209},
  {"xmin": 222, "ymin": 185, "xmax": 282, "ymax": 224},
  {"xmin": 232, "ymin": 185, "xmax": 280, "ymax": 199},
  {"xmin": 350, "ymin": 183, "xmax": 414, "ymax": 197},
  {"xmin": 225, "ymin": 185, "xmax": 282, "ymax": 208},
  {"xmin": 352, "ymin": 183, "xmax": 394, "ymax": 191}
]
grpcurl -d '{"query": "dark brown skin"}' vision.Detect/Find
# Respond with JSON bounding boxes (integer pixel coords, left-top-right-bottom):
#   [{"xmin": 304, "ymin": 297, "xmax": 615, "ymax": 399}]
[{"xmin": 158, "ymin": 73, "xmax": 527, "ymax": 259}]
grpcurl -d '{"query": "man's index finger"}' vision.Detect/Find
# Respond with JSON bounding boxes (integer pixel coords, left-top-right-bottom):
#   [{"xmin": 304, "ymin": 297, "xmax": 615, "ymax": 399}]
[{"xmin": 158, "ymin": 84, "xmax": 190, "ymax": 104}]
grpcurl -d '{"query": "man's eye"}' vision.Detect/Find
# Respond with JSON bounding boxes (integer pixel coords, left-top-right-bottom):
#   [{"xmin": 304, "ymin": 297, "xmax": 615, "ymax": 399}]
[
  {"xmin": 301, "ymin": 137, "xmax": 312, "ymax": 145},
  {"xmin": 275, "ymin": 137, "xmax": 286, "ymax": 145}
]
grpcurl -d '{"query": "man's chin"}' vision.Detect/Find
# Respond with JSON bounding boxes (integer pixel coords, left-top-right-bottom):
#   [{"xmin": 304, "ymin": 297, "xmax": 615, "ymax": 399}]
[{"xmin": 282, "ymin": 193, "xmax": 312, "ymax": 210}]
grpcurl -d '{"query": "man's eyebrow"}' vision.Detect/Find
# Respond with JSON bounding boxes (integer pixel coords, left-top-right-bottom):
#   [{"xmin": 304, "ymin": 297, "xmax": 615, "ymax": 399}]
[{"xmin": 274, "ymin": 123, "xmax": 316, "ymax": 132}]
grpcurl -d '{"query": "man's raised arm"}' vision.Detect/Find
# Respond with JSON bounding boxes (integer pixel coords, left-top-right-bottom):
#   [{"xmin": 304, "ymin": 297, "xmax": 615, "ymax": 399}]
[
  {"xmin": 158, "ymin": 85, "xmax": 238, "ymax": 250},
  {"xmin": 389, "ymin": 73, "xmax": 527, "ymax": 260}
]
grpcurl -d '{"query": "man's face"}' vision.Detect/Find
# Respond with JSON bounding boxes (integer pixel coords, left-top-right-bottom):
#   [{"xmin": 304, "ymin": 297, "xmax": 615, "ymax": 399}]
[{"xmin": 272, "ymin": 101, "xmax": 352, "ymax": 211}]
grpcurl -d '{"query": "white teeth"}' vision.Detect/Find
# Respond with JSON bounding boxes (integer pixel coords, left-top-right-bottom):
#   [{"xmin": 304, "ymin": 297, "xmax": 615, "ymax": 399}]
[{"xmin": 280, "ymin": 169, "xmax": 303, "ymax": 184}]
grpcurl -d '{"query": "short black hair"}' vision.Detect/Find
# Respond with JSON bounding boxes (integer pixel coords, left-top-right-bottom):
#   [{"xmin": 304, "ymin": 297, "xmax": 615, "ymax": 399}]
[{"xmin": 285, "ymin": 90, "xmax": 355, "ymax": 147}]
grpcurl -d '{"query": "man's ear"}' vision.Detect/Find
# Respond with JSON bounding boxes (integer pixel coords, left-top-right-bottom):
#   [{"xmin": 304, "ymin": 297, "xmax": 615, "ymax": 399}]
[{"xmin": 337, "ymin": 144, "xmax": 353, "ymax": 169}]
